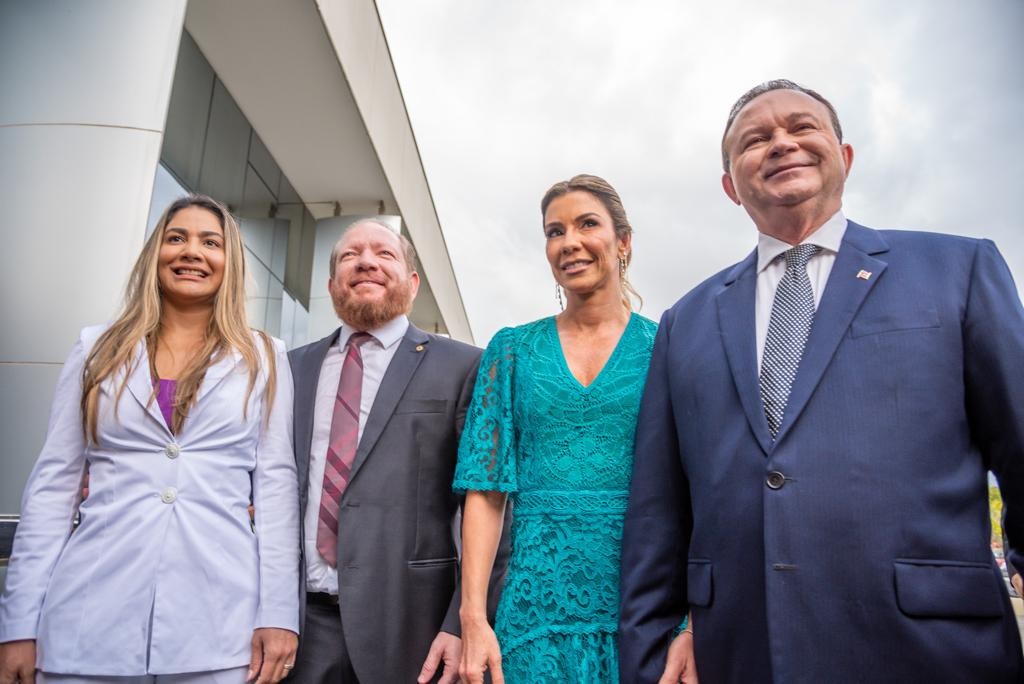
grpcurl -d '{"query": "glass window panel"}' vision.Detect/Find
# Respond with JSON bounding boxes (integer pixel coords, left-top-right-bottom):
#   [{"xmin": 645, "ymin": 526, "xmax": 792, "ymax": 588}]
[{"xmin": 147, "ymin": 163, "xmax": 189, "ymax": 236}]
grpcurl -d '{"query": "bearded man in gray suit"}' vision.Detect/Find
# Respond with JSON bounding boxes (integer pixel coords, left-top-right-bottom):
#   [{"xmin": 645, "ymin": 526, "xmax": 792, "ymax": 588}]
[{"xmin": 287, "ymin": 219, "xmax": 507, "ymax": 683}]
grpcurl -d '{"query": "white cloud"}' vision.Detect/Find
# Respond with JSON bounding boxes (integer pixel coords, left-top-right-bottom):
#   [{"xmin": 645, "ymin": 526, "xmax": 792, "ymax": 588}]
[{"xmin": 378, "ymin": 0, "xmax": 1024, "ymax": 345}]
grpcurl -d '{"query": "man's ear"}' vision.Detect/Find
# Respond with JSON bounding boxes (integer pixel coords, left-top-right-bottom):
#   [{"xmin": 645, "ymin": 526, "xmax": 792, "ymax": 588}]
[
  {"xmin": 408, "ymin": 271, "xmax": 420, "ymax": 300},
  {"xmin": 841, "ymin": 143, "xmax": 855, "ymax": 179},
  {"xmin": 722, "ymin": 173, "xmax": 741, "ymax": 205}
]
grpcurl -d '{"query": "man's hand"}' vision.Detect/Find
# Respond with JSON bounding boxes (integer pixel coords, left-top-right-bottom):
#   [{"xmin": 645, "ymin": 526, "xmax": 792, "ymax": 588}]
[
  {"xmin": 247, "ymin": 627, "xmax": 298, "ymax": 683},
  {"xmin": 417, "ymin": 631, "xmax": 461, "ymax": 684},
  {"xmin": 658, "ymin": 630, "xmax": 698, "ymax": 684},
  {"xmin": 458, "ymin": 615, "xmax": 504, "ymax": 684},
  {"xmin": 0, "ymin": 639, "xmax": 36, "ymax": 684},
  {"xmin": 1012, "ymin": 573, "xmax": 1023, "ymax": 597}
]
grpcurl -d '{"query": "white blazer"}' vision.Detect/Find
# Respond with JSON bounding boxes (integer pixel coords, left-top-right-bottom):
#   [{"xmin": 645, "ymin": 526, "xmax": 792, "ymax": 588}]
[{"xmin": 0, "ymin": 325, "xmax": 299, "ymax": 676}]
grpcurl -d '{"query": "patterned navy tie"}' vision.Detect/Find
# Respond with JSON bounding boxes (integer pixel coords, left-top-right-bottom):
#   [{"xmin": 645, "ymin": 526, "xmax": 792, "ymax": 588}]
[
  {"xmin": 760, "ymin": 244, "xmax": 820, "ymax": 439},
  {"xmin": 316, "ymin": 332, "xmax": 373, "ymax": 567}
]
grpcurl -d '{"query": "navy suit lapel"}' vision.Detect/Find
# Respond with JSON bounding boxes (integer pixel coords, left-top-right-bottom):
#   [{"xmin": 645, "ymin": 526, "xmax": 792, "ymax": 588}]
[
  {"xmin": 347, "ymin": 325, "xmax": 430, "ymax": 485},
  {"xmin": 716, "ymin": 250, "xmax": 774, "ymax": 454},
  {"xmin": 294, "ymin": 330, "xmax": 339, "ymax": 506},
  {"xmin": 773, "ymin": 222, "xmax": 890, "ymax": 445}
]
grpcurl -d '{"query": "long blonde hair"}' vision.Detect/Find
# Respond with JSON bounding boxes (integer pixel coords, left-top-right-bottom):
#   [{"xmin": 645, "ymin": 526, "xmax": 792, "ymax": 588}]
[{"xmin": 81, "ymin": 194, "xmax": 276, "ymax": 443}]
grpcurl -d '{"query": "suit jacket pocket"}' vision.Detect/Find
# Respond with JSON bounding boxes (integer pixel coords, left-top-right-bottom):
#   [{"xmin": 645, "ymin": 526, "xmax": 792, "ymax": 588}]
[
  {"xmin": 408, "ymin": 556, "xmax": 458, "ymax": 569},
  {"xmin": 849, "ymin": 306, "xmax": 940, "ymax": 338},
  {"xmin": 893, "ymin": 559, "xmax": 1004, "ymax": 617},
  {"xmin": 395, "ymin": 399, "xmax": 448, "ymax": 414},
  {"xmin": 688, "ymin": 559, "xmax": 713, "ymax": 607}
]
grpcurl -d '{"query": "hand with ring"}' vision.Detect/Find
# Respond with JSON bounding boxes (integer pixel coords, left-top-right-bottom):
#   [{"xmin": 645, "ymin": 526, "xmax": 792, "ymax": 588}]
[{"xmin": 247, "ymin": 627, "xmax": 298, "ymax": 683}]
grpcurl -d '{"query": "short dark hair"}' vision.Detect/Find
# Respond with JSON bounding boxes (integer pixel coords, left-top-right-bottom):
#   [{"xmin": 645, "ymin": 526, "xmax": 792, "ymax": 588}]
[{"xmin": 721, "ymin": 79, "xmax": 843, "ymax": 172}]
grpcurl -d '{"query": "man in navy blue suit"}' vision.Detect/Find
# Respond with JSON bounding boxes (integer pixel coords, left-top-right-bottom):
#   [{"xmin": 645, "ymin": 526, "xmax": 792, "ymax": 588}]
[{"xmin": 618, "ymin": 80, "xmax": 1024, "ymax": 683}]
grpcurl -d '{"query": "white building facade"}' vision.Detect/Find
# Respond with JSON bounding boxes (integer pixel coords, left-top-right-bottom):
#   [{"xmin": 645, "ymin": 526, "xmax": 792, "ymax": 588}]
[{"xmin": 0, "ymin": 0, "xmax": 471, "ymax": 569}]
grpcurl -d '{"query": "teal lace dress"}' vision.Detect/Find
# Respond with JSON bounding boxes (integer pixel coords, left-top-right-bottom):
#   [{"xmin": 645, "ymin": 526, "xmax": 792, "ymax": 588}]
[{"xmin": 454, "ymin": 313, "xmax": 657, "ymax": 682}]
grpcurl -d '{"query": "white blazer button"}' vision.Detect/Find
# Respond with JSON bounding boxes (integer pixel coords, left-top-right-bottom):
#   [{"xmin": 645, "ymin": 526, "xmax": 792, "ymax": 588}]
[
  {"xmin": 161, "ymin": 487, "xmax": 178, "ymax": 503},
  {"xmin": 165, "ymin": 444, "xmax": 180, "ymax": 459}
]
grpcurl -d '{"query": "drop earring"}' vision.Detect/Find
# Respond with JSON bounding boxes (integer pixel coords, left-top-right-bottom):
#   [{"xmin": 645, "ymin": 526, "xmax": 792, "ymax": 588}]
[
  {"xmin": 619, "ymin": 255, "xmax": 627, "ymax": 279},
  {"xmin": 555, "ymin": 281, "xmax": 564, "ymax": 310}
]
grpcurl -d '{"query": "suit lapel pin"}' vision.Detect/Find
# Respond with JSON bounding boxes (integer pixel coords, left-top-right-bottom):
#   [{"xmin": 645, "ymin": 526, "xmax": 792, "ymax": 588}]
[
  {"xmin": 415, "ymin": 344, "xmax": 425, "ymax": 352},
  {"xmin": 856, "ymin": 270, "xmax": 872, "ymax": 280}
]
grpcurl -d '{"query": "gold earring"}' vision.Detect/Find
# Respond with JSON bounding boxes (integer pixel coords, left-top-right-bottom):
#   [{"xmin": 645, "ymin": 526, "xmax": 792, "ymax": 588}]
[{"xmin": 619, "ymin": 255, "xmax": 627, "ymax": 279}]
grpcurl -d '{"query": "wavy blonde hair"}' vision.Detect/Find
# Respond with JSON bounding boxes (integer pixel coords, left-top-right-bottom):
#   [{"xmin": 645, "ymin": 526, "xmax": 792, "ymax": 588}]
[{"xmin": 81, "ymin": 194, "xmax": 275, "ymax": 443}]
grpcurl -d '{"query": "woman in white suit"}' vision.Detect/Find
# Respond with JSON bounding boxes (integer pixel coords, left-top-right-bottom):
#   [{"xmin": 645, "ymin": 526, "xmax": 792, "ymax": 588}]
[{"xmin": 0, "ymin": 195, "xmax": 299, "ymax": 684}]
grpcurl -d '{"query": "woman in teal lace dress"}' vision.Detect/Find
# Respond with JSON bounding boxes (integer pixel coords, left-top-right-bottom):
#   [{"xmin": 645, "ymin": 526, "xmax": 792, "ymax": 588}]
[{"xmin": 456, "ymin": 175, "xmax": 657, "ymax": 683}]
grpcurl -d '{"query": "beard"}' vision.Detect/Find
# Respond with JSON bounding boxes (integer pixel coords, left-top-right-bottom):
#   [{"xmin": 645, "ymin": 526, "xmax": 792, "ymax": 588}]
[{"xmin": 332, "ymin": 278, "xmax": 414, "ymax": 331}]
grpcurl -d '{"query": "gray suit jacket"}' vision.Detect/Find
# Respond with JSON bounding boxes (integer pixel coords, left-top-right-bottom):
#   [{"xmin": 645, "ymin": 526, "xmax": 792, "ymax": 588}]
[{"xmin": 290, "ymin": 323, "xmax": 508, "ymax": 682}]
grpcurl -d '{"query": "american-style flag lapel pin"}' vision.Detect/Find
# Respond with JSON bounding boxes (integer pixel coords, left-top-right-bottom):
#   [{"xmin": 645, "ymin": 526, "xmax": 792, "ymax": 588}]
[{"xmin": 856, "ymin": 270, "xmax": 872, "ymax": 280}]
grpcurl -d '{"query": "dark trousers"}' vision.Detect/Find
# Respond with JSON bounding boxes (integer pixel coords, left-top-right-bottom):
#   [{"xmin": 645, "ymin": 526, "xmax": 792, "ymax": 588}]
[{"xmin": 288, "ymin": 597, "xmax": 359, "ymax": 684}]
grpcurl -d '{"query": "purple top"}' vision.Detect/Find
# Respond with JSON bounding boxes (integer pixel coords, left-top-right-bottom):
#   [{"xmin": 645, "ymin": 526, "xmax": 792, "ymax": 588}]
[{"xmin": 155, "ymin": 379, "xmax": 177, "ymax": 431}]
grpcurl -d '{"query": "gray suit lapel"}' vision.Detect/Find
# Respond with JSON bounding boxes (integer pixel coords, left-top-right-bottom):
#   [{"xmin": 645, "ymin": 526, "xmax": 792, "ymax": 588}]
[
  {"xmin": 346, "ymin": 325, "xmax": 430, "ymax": 487},
  {"xmin": 773, "ymin": 222, "xmax": 889, "ymax": 445},
  {"xmin": 293, "ymin": 329, "xmax": 340, "ymax": 508},
  {"xmin": 716, "ymin": 250, "xmax": 774, "ymax": 454}
]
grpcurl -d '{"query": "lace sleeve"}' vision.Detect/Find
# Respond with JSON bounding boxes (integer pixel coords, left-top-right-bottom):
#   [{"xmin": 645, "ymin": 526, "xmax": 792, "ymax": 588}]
[{"xmin": 453, "ymin": 327, "xmax": 517, "ymax": 493}]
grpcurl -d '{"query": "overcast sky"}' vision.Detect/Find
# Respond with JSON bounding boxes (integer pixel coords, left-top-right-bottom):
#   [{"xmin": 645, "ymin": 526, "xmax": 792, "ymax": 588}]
[{"xmin": 377, "ymin": 0, "xmax": 1024, "ymax": 346}]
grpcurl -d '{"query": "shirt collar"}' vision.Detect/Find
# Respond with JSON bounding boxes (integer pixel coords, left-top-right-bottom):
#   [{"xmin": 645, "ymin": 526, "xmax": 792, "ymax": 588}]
[
  {"xmin": 756, "ymin": 210, "xmax": 848, "ymax": 273},
  {"xmin": 337, "ymin": 315, "xmax": 409, "ymax": 351}
]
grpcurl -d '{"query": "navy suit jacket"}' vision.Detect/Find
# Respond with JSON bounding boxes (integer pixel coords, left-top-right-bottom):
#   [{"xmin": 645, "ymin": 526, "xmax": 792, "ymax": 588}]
[{"xmin": 619, "ymin": 222, "xmax": 1024, "ymax": 683}]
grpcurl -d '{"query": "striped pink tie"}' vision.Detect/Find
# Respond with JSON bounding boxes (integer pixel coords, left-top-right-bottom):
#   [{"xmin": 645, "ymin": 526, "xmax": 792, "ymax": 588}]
[{"xmin": 316, "ymin": 332, "xmax": 373, "ymax": 567}]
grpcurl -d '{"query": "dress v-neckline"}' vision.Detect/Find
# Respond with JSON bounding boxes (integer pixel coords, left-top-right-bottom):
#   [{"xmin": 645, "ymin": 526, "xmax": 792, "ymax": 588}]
[{"xmin": 548, "ymin": 313, "xmax": 636, "ymax": 391}]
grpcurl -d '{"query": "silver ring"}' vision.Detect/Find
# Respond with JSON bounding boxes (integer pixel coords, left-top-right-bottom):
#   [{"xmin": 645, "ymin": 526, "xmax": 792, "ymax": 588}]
[{"xmin": 283, "ymin": 663, "xmax": 294, "ymax": 670}]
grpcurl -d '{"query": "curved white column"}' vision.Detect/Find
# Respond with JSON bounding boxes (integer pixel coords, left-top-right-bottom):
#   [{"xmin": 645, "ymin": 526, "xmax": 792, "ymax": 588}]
[{"xmin": 0, "ymin": 1, "xmax": 187, "ymax": 513}]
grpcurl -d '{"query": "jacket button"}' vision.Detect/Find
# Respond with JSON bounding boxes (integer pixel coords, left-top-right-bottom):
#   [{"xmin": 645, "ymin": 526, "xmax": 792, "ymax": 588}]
[
  {"xmin": 161, "ymin": 487, "xmax": 178, "ymax": 503},
  {"xmin": 165, "ymin": 444, "xmax": 180, "ymax": 459},
  {"xmin": 766, "ymin": 471, "xmax": 786, "ymax": 490}
]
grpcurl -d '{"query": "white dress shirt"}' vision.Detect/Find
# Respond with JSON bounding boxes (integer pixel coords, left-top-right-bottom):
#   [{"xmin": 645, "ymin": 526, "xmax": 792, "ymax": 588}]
[
  {"xmin": 304, "ymin": 315, "xmax": 409, "ymax": 594},
  {"xmin": 755, "ymin": 210, "xmax": 847, "ymax": 372}
]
